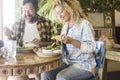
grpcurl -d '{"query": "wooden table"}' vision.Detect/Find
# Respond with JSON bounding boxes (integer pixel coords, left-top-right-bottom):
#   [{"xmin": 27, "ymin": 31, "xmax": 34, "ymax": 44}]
[
  {"xmin": 103, "ymin": 50, "xmax": 120, "ymax": 80},
  {"xmin": 106, "ymin": 50, "xmax": 120, "ymax": 62},
  {"xmin": 0, "ymin": 52, "xmax": 62, "ymax": 80}
]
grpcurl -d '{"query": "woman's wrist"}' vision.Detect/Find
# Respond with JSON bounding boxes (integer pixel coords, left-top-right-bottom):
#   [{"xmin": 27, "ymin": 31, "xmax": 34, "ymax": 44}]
[
  {"xmin": 69, "ymin": 37, "xmax": 74, "ymax": 44},
  {"xmin": 69, "ymin": 38, "xmax": 81, "ymax": 48}
]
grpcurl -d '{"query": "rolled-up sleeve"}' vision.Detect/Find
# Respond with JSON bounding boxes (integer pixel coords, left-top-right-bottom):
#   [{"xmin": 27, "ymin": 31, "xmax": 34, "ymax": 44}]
[
  {"xmin": 79, "ymin": 20, "xmax": 95, "ymax": 54},
  {"xmin": 80, "ymin": 41, "xmax": 95, "ymax": 54}
]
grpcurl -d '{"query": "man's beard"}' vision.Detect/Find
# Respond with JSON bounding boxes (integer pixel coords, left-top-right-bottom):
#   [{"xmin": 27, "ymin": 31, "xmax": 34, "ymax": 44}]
[{"xmin": 25, "ymin": 14, "xmax": 37, "ymax": 23}]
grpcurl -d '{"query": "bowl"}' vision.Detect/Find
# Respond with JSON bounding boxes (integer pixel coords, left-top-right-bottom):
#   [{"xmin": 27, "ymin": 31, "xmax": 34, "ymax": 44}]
[
  {"xmin": 53, "ymin": 50, "xmax": 61, "ymax": 54},
  {"xmin": 33, "ymin": 48, "xmax": 61, "ymax": 57},
  {"xmin": 42, "ymin": 49, "xmax": 53, "ymax": 54},
  {"xmin": 23, "ymin": 42, "xmax": 35, "ymax": 49}
]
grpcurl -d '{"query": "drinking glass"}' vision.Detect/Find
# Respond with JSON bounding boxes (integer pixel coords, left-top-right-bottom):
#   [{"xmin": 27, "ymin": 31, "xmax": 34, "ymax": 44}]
[{"xmin": 4, "ymin": 40, "xmax": 17, "ymax": 58}]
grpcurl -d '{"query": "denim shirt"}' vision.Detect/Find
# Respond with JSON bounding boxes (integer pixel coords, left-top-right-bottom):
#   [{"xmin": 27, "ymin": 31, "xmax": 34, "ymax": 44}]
[{"xmin": 61, "ymin": 18, "xmax": 96, "ymax": 72}]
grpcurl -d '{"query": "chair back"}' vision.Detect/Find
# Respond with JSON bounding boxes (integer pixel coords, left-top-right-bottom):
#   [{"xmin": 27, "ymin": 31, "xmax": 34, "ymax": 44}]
[
  {"xmin": 95, "ymin": 41, "xmax": 106, "ymax": 68},
  {"xmin": 94, "ymin": 41, "xmax": 106, "ymax": 80}
]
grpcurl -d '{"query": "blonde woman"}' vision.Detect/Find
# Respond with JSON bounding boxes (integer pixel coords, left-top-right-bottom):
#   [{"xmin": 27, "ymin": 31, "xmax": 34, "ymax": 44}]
[{"xmin": 41, "ymin": 0, "xmax": 96, "ymax": 80}]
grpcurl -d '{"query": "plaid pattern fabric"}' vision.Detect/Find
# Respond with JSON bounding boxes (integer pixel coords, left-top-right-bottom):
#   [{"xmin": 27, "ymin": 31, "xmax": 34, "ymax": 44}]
[{"xmin": 9, "ymin": 15, "xmax": 53, "ymax": 46}]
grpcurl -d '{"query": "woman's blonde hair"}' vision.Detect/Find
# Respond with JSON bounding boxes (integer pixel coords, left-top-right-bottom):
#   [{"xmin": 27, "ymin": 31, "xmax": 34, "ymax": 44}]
[{"xmin": 53, "ymin": 0, "xmax": 87, "ymax": 24}]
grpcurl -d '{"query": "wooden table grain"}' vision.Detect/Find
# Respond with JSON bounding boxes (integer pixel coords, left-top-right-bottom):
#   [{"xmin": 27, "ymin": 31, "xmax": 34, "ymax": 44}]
[
  {"xmin": 106, "ymin": 50, "xmax": 120, "ymax": 62},
  {"xmin": 0, "ymin": 52, "xmax": 62, "ymax": 80}
]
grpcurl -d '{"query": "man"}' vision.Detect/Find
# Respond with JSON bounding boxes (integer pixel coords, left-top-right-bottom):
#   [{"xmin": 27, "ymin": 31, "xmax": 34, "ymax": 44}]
[
  {"xmin": 4, "ymin": 0, "xmax": 53, "ymax": 47},
  {"xmin": 4, "ymin": 0, "xmax": 53, "ymax": 80}
]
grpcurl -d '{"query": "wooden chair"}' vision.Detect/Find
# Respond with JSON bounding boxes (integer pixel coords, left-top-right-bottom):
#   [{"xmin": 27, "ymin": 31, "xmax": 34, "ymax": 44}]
[{"xmin": 89, "ymin": 41, "xmax": 106, "ymax": 80}]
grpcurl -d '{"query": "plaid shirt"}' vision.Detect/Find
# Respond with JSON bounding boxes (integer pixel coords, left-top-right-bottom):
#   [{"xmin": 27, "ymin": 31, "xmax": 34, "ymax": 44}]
[
  {"xmin": 9, "ymin": 15, "xmax": 53, "ymax": 46},
  {"xmin": 61, "ymin": 18, "xmax": 96, "ymax": 73}
]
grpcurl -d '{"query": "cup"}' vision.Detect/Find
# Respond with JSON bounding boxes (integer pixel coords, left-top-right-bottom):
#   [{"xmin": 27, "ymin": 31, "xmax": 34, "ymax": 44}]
[{"xmin": 4, "ymin": 40, "xmax": 17, "ymax": 58}]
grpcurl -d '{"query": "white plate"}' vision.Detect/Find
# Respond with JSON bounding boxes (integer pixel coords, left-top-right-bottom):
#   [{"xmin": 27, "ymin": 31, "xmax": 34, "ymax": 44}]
[
  {"xmin": 17, "ymin": 47, "xmax": 33, "ymax": 53},
  {"xmin": 33, "ymin": 48, "xmax": 61, "ymax": 57},
  {"xmin": 53, "ymin": 50, "xmax": 62, "ymax": 54},
  {"xmin": 42, "ymin": 49, "xmax": 53, "ymax": 54}
]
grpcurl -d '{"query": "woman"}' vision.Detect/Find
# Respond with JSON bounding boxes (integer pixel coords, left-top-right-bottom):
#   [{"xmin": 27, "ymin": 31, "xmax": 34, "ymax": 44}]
[{"xmin": 41, "ymin": 0, "xmax": 96, "ymax": 80}]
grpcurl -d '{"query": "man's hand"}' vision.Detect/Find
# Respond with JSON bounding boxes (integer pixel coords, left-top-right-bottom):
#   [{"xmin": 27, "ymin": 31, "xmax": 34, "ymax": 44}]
[
  {"xmin": 3, "ymin": 27, "xmax": 12, "ymax": 37},
  {"xmin": 32, "ymin": 38, "xmax": 40, "ymax": 46}
]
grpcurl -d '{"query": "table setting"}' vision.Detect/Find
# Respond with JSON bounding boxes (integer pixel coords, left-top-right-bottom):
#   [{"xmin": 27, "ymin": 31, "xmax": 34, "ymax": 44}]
[
  {"xmin": 34, "ymin": 38, "xmax": 62, "ymax": 57},
  {"xmin": 17, "ymin": 47, "xmax": 34, "ymax": 53},
  {"xmin": 0, "ymin": 40, "xmax": 16, "ymax": 58},
  {"xmin": 33, "ymin": 47, "xmax": 61, "ymax": 57},
  {"xmin": 17, "ymin": 40, "xmax": 62, "ymax": 57},
  {"xmin": 0, "ymin": 38, "xmax": 62, "ymax": 59},
  {"xmin": 0, "ymin": 40, "xmax": 63, "ymax": 80}
]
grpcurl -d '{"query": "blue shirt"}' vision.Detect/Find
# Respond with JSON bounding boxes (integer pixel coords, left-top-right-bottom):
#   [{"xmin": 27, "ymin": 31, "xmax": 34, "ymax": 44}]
[{"xmin": 61, "ymin": 18, "xmax": 96, "ymax": 72}]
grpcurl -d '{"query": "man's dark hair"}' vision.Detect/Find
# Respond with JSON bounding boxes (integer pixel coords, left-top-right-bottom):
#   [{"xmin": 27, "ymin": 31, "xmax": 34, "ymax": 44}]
[{"xmin": 23, "ymin": 0, "xmax": 38, "ymax": 10}]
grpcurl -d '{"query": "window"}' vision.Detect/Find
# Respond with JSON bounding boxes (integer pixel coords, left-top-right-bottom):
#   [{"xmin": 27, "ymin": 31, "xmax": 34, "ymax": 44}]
[
  {"xmin": 0, "ymin": 0, "xmax": 20, "ymax": 40},
  {"xmin": 0, "ymin": 0, "xmax": 3, "ymax": 39},
  {"xmin": 3, "ymin": 0, "xmax": 16, "ymax": 29}
]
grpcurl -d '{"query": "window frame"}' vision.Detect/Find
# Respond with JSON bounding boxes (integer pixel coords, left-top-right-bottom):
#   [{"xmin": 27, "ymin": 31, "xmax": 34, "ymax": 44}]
[{"xmin": 0, "ymin": 0, "xmax": 3, "ymax": 39}]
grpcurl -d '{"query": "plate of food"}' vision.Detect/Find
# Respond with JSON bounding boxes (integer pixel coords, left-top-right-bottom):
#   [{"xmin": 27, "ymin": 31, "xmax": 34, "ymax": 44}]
[
  {"xmin": 17, "ymin": 42, "xmax": 35, "ymax": 53},
  {"xmin": 17, "ymin": 47, "xmax": 34, "ymax": 53},
  {"xmin": 33, "ymin": 47, "xmax": 61, "ymax": 57}
]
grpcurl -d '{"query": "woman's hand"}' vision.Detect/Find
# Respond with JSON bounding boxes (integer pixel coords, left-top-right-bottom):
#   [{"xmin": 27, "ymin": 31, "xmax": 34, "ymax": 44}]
[
  {"xmin": 52, "ymin": 35, "xmax": 73, "ymax": 44},
  {"xmin": 61, "ymin": 34, "xmax": 73, "ymax": 44},
  {"xmin": 61, "ymin": 35, "xmax": 81, "ymax": 48},
  {"xmin": 51, "ymin": 35, "xmax": 62, "ymax": 41}
]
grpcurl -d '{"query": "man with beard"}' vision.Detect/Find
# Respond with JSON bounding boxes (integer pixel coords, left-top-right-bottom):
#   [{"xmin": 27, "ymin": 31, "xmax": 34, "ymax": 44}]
[{"xmin": 4, "ymin": 0, "xmax": 53, "ymax": 47}]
